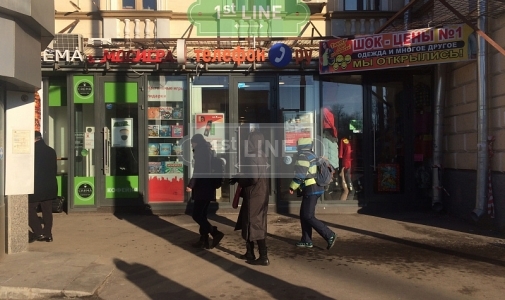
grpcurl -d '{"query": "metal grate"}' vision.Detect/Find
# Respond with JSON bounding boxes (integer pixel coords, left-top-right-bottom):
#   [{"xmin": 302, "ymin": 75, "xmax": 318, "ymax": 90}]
[{"xmin": 52, "ymin": 33, "xmax": 84, "ymax": 52}]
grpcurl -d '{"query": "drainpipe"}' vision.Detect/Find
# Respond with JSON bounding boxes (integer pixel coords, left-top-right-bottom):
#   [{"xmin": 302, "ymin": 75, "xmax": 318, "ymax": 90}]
[
  {"xmin": 432, "ymin": 64, "xmax": 446, "ymax": 212},
  {"xmin": 472, "ymin": 0, "xmax": 488, "ymax": 221}
]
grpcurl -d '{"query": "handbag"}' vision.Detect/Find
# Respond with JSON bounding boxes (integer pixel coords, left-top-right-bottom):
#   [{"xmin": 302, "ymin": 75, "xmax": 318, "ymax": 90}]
[
  {"xmin": 52, "ymin": 196, "xmax": 66, "ymax": 213},
  {"xmin": 232, "ymin": 185, "xmax": 242, "ymax": 209}
]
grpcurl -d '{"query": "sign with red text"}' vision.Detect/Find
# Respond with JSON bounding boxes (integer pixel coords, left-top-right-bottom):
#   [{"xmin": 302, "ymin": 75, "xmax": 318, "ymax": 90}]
[
  {"xmin": 194, "ymin": 47, "xmax": 266, "ymax": 65},
  {"xmin": 319, "ymin": 24, "xmax": 476, "ymax": 74}
]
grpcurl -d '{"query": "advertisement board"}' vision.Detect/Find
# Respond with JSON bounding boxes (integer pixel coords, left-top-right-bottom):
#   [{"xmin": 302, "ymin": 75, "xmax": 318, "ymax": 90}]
[
  {"xmin": 320, "ymin": 24, "xmax": 475, "ymax": 74},
  {"xmin": 283, "ymin": 111, "xmax": 313, "ymax": 153},
  {"xmin": 195, "ymin": 113, "xmax": 226, "ymax": 152}
]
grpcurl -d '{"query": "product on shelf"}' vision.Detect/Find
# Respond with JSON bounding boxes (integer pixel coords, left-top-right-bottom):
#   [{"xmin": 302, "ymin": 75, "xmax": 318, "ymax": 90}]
[
  {"xmin": 159, "ymin": 125, "xmax": 171, "ymax": 137},
  {"xmin": 159, "ymin": 143, "xmax": 172, "ymax": 156},
  {"xmin": 159, "ymin": 106, "xmax": 173, "ymax": 119},
  {"xmin": 172, "ymin": 107, "xmax": 183, "ymax": 119},
  {"xmin": 171, "ymin": 125, "xmax": 183, "ymax": 137},
  {"xmin": 148, "ymin": 143, "xmax": 160, "ymax": 155},
  {"xmin": 163, "ymin": 161, "xmax": 183, "ymax": 173},
  {"xmin": 147, "ymin": 107, "xmax": 160, "ymax": 119},
  {"xmin": 148, "ymin": 125, "xmax": 160, "ymax": 137},
  {"xmin": 148, "ymin": 161, "xmax": 162, "ymax": 174}
]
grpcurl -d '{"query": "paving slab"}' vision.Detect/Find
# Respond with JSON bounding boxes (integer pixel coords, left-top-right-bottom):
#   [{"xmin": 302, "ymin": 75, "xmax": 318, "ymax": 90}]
[{"xmin": 0, "ymin": 252, "xmax": 114, "ymax": 299}]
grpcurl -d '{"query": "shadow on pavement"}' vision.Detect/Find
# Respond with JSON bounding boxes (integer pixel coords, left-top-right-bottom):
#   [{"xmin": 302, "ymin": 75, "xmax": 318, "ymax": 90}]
[
  {"xmin": 114, "ymin": 259, "xmax": 208, "ymax": 299},
  {"xmin": 113, "ymin": 212, "xmax": 335, "ymax": 300}
]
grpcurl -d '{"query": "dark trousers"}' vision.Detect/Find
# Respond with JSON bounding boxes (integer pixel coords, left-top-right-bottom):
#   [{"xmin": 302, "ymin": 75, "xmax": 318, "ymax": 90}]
[
  {"xmin": 299, "ymin": 194, "xmax": 333, "ymax": 243},
  {"xmin": 28, "ymin": 200, "xmax": 53, "ymax": 237},
  {"xmin": 192, "ymin": 199, "xmax": 212, "ymax": 236}
]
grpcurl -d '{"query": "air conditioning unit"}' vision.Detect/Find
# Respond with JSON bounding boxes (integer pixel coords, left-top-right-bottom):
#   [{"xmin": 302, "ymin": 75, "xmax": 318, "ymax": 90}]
[
  {"xmin": 87, "ymin": 38, "xmax": 112, "ymax": 46},
  {"xmin": 51, "ymin": 33, "xmax": 84, "ymax": 52}
]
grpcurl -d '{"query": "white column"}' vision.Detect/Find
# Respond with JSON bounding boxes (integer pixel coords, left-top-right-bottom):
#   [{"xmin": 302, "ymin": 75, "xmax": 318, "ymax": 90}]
[
  {"xmin": 134, "ymin": 19, "xmax": 141, "ymax": 38},
  {"xmin": 124, "ymin": 19, "xmax": 131, "ymax": 38},
  {"xmin": 145, "ymin": 19, "xmax": 151, "ymax": 38},
  {"xmin": 360, "ymin": 19, "xmax": 366, "ymax": 34}
]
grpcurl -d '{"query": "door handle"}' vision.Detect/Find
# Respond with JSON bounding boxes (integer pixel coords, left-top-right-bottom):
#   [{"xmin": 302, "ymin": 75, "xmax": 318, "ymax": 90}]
[{"xmin": 102, "ymin": 127, "xmax": 111, "ymax": 175}]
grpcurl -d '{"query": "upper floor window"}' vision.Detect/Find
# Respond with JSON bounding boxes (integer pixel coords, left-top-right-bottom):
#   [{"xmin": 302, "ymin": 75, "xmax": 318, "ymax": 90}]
[
  {"xmin": 345, "ymin": 0, "xmax": 380, "ymax": 11},
  {"xmin": 122, "ymin": 0, "xmax": 157, "ymax": 10}
]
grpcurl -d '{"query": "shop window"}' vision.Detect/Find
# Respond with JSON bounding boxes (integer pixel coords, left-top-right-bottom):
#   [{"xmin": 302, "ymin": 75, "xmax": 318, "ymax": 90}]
[
  {"xmin": 278, "ymin": 75, "xmax": 320, "ymax": 201},
  {"xmin": 321, "ymin": 76, "xmax": 363, "ymax": 201},
  {"xmin": 122, "ymin": 0, "xmax": 157, "ymax": 10},
  {"xmin": 147, "ymin": 76, "xmax": 187, "ymax": 203},
  {"xmin": 190, "ymin": 76, "xmax": 230, "ymax": 203}
]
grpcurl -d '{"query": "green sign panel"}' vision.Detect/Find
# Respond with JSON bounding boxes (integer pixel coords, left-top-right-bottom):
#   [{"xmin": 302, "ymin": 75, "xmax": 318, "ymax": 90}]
[
  {"xmin": 74, "ymin": 177, "xmax": 95, "ymax": 206},
  {"xmin": 73, "ymin": 75, "xmax": 94, "ymax": 104},
  {"xmin": 106, "ymin": 176, "xmax": 139, "ymax": 199},
  {"xmin": 188, "ymin": 0, "xmax": 310, "ymax": 37}
]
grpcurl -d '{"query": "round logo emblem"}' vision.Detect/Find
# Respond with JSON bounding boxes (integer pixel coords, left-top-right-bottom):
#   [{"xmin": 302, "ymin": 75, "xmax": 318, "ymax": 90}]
[
  {"xmin": 77, "ymin": 183, "xmax": 93, "ymax": 199},
  {"xmin": 269, "ymin": 43, "xmax": 292, "ymax": 68},
  {"xmin": 76, "ymin": 81, "xmax": 93, "ymax": 98}
]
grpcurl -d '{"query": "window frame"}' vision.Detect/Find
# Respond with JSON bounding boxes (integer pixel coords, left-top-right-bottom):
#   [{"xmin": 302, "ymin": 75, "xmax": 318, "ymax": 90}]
[{"xmin": 121, "ymin": 0, "xmax": 157, "ymax": 10}]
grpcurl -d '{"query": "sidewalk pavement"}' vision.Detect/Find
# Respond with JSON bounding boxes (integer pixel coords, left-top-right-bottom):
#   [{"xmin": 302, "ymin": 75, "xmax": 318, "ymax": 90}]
[{"xmin": 1, "ymin": 210, "xmax": 504, "ymax": 300}]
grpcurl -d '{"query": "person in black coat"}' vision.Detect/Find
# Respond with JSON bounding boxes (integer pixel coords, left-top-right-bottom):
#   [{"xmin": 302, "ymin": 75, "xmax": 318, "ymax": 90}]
[
  {"xmin": 186, "ymin": 134, "xmax": 224, "ymax": 249},
  {"xmin": 230, "ymin": 131, "xmax": 270, "ymax": 266},
  {"xmin": 28, "ymin": 131, "xmax": 57, "ymax": 243}
]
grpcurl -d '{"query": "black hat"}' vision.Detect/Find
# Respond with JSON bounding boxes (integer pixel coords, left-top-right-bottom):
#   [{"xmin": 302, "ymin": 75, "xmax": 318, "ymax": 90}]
[{"xmin": 35, "ymin": 131, "xmax": 42, "ymax": 138}]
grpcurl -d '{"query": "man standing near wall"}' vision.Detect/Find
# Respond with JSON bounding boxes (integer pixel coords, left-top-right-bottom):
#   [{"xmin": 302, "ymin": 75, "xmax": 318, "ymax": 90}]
[{"xmin": 28, "ymin": 131, "xmax": 57, "ymax": 243}]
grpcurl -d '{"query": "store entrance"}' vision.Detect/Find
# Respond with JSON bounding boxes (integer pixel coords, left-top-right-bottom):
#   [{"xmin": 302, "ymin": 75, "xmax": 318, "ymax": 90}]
[
  {"xmin": 363, "ymin": 72, "xmax": 433, "ymax": 206},
  {"xmin": 230, "ymin": 76, "xmax": 277, "ymax": 204},
  {"xmin": 72, "ymin": 76, "xmax": 145, "ymax": 209}
]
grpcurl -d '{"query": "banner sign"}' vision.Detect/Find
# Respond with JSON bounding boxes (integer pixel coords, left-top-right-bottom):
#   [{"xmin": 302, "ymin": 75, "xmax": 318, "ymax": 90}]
[{"xmin": 320, "ymin": 24, "xmax": 476, "ymax": 74}]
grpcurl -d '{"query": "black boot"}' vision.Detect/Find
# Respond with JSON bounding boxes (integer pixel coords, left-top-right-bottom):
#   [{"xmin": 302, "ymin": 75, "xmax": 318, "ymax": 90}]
[
  {"xmin": 210, "ymin": 226, "xmax": 224, "ymax": 248},
  {"xmin": 248, "ymin": 239, "xmax": 269, "ymax": 266},
  {"xmin": 192, "ymin": 234, "xmax": 210, "ymax": 249},
  {"xmin": 239, "ymin": 241, "xmax": 256, "ymax": 261}
]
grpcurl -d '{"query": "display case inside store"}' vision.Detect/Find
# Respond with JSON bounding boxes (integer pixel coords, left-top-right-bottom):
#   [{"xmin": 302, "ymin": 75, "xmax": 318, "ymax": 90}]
[{"xmin": 147, "ymin": 76, "xmax": 186, "ymax": 202}]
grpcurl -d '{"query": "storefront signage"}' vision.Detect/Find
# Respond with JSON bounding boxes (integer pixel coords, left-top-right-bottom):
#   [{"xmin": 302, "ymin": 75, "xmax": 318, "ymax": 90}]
[
  {"xmin": 295, "ymin": 49, "xmax": 312, "ymax": 66},
  {"xmin": 269, "ymin": 43, "xmax": 292, "ymax": 68},
  {"xmin": 188, "ymin": 0, "xmax": 310, "ymax": 37},
  {"xmin": 194, "ymin": 47, "xmax": 266, "ymax": 65},
  {"xmin": 320, "ymin": 23, "xmax": 475, "ymax": 74},
  {"xmin": 106, "ymin": 176, "xmax": 139, "ymax": 199},
  {"xmin": 42, "ymin": 49, "xmax": 175, "ymax": 64},
  {"xmin": 74, "ymin": 177, "xmax": 95, "ymax": 206},
  {"xmin": 73, "ymin": 75, "xmax": 94, "ymax": 103}
]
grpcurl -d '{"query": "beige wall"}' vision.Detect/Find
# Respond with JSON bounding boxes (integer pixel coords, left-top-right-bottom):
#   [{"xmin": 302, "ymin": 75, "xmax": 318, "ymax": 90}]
[
  {"xmin": 54, "ymin": 0, "xmax": 328, "ymax": 39},
  {"xmin": 444, "ymin": 14, "xmax": 505, "ymax": 172}
]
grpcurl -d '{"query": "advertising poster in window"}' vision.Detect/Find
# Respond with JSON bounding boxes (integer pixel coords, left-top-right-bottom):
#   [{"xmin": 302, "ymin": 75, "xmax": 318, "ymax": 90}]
[
  {"xmin": 111, "ymin": 118, "xmax": 133, "ymax": 147},
  {"xmin": 195, "ymin": 113, "xmax": 225, "ymax": 152},
  {"xmin": 147, "ymin": 76, "xmax": 185, "ymax": 101},
  {"xmin": 283, "ymin": 111, "xmax": 313, "ymax": 153}
]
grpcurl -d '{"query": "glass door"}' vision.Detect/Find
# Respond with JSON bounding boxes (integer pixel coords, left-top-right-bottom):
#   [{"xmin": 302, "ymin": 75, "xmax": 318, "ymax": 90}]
[
  {"xmin": 231, "ymin": 76, "xmax": 277, "ymax": 204},
  {"xmin": 99, "ymin": 77, "xmax": 144, "ymax": 207},
  {"xmin": 365, "ymin": 74, "xmax": 415, "ymax": 201},
  {"xmin": 72, "ymin": 75, "xmax": 145, "ymax": 209}
]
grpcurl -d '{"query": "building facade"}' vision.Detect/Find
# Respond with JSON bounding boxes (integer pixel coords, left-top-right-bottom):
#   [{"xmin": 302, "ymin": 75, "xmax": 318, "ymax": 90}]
[
  {"xmin": 42, "ymin": 0, "xmax": 504, "ymax": 231},
  {"xmin": 1, "ymin": 0, "xmax": 54, "ymax": 259}
]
